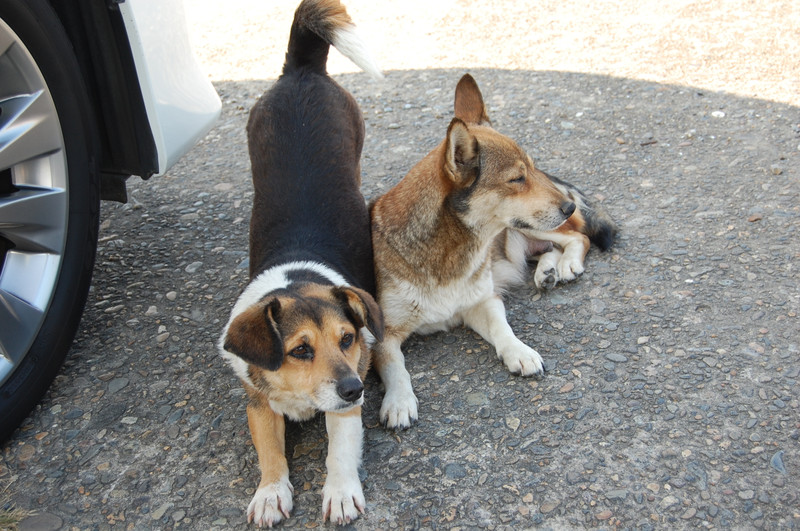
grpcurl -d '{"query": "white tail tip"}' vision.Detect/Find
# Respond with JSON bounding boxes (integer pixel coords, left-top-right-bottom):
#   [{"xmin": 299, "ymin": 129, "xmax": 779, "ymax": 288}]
[{"xmin": 332, "ymin": 26, "xmax": 383, "ymax": 80}]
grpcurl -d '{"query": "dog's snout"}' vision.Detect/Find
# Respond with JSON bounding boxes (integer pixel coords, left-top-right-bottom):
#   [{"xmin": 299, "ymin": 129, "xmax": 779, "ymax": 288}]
[
  {"xmin": 561, "ymin": 201, "xmax": 576, "ymax": 218},
  {"xmin": 336, "ymin": 377, "xmax": 364, "ymax": 403}
]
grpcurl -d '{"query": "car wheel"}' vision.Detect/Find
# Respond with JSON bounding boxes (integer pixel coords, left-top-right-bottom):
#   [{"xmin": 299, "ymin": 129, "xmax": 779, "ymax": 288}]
[{"xmin": 0, "ymin": 0, "xmax": 100, "ymax": 441}]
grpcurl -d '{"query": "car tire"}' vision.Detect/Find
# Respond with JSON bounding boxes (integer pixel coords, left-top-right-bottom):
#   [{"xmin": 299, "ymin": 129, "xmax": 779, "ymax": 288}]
[{"xmin": 0, "ymin": 0, "xmax": 100, "ymax": 441}]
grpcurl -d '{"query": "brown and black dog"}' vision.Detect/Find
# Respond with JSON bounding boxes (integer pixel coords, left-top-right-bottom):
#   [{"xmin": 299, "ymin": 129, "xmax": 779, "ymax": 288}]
[
  {"xmin": 218, "ymin": 0, "xmax": 383, "ymax": 526},
  {"xmin": 370, "ymin": 74, "xmax": 615, "ymax": 429}
]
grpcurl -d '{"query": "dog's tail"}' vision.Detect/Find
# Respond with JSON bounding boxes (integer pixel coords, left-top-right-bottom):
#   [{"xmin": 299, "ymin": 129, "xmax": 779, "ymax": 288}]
[
  {"xmin": 577, "ymin": 196, "xmax": 617, "ymax": 251},
  {"xmin": 548, "ymin": 173, "xmax": 618, "ymax": 251},
  {"xmin": 284, "ymin": 0, "xmax": 382, "ymax": 79}
]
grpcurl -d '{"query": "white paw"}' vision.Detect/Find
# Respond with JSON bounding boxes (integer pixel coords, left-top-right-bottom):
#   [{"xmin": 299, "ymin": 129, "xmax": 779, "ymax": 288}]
[
  {"xmin": 247, "ymin": 479, "xmax": 294, "ymax": 528},
  {"xmin": 322, "ymin": 473, "xmax": 366, "ymax": 525},
  {"xmin": 380, "ymin": 388, "xmax": 419, "ymax": 429},
  {"xmin": 556, "ymin": 255, "xmax": 584, "ymax": 282},
  {"xmin": 534, "ymin": 250, "xmax": 562, "ymax": 289},
  {"xmin": 534, "ymin": 266, "xmax": 558, "ymax": 289},
  {"xmin": 497, "ymin": 342, "xmax": 544, "ymax": 376}
]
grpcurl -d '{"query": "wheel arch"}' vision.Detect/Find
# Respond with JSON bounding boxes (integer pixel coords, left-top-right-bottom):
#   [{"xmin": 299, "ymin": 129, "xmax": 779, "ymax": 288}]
[{"xmin": 46, "ymin": 0, "xmax": 158, "ymax": 203}]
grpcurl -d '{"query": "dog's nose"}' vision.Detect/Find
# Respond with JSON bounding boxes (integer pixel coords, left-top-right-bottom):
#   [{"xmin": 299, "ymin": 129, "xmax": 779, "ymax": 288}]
[
  {"xmin": 560, "ymin": 201, "xmax": 576, "ymax": 218},
  {"xmin": 336, "ymin": 377, "xmax": 364, "ymax": 402}
]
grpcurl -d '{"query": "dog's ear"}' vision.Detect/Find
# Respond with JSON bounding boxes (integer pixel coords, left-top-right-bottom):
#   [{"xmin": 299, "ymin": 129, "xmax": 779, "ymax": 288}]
[
  {"xmin": 445, "ymin": 118, "xmax": 480, "ymax": 185},
  {"xmin": 334, "ymin": 286, "xmax": 385, "ymax": 342},
  {"xmin": 223, "ymin": 299, "xmax": 284, "ymax": 371},
  {"xmin": 454, "ymin": 74, "xmax": 491, "ymax": 126}
]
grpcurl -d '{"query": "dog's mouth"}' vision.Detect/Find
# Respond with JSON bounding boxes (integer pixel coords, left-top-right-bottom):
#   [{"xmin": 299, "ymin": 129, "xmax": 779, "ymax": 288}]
[
  {"xmin": 511, "ymin": 216, "xmax": 565, "ymax": 232},
  {"xmin": 322, "ymin": 395, "xmax": 363, "ymax": 413},
  {"xmin": 335, "ymin": 396, "xmax": 364, "ymax": 411},
  {"xmin": 315, "ymin": 378, "xmax": 365, "ymax": 411},
  {"xmin": 511, "ymin": 201, "xmax": 575, "ymax": 233}
]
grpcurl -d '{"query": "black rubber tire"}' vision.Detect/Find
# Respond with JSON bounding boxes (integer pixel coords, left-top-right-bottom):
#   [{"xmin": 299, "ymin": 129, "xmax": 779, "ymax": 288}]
[{"xmin": 0, "ymin": 0, "xmax": 100, "ymax": 441}]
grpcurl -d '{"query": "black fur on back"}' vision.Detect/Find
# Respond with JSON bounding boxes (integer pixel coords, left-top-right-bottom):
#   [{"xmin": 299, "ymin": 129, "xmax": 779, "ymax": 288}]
[{"xmin": 245, "ymin": 1, "xmax": 375, "ymax": 295}]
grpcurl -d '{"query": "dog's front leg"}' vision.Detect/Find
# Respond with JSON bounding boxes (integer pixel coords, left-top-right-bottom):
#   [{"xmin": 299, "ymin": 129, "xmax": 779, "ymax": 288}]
[
  {"xmin": 322, "ymin": 407, "xmax": 366, "ymax": 525},
  {"xmin": 373, "ymin": 333, "xmax": 418, "ymax": 429},
  {"xmin": 246, "ymin": 401, "xmax": 294, "ymax": 527},
  {"xmin": 556, "ymin": 233, "xmax": 590, "ymax": 282},
  {"xmin": 461, "ymin": 295, "xmax": 545, "ymax": 376}
]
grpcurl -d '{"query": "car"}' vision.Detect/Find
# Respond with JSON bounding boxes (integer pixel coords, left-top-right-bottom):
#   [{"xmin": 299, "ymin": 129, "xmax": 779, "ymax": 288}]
[{"xmin": 0, "ymin": 0, "xmax": 221, "ymax": 441}]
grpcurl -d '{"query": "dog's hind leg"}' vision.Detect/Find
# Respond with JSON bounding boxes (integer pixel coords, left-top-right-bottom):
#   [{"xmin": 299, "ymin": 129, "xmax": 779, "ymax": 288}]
[
  {"xmin": 533, "ymin": 231, "xmax": 590, "ymax": 288},
  {"xmin": 461, "ymin": 296, "xmax": 544, "ymax": 376},
  {"xmin": 534, "ymin": 248, "xmax": 563, "ymax": 289},
  {"xmin": 322, "ymin": 407, "xmax": 366, "ymax": 524},
  {"xmin": 373, "ymin": 333, "xmax": 419, "ymax": 429}
]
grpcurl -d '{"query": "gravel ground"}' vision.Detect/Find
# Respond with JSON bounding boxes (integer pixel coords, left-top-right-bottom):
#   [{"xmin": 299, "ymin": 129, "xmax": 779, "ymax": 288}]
[{"xmin": 2, "ymin": 1, "xmax": 799, "ymax": 530}]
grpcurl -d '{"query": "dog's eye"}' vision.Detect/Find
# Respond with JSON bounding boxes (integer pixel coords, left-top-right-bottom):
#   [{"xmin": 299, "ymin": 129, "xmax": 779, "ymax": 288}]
[
  {"xmin": 340, "ymin": 333, "xmax": 355, "ymax": 350},
  {"xmin": 509, "ymin": 175, "xmax": 525, "ymax": 184},
  {"xmin": 289, "ymin": 344, "xmax": 313, "ymax": 360}
]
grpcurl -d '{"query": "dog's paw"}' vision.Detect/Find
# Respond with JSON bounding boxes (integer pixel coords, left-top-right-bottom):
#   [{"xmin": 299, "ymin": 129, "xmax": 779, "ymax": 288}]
[
  {"xmin": 322, "ymin": 473, "xmax": 365, "ymax": 525},
  {"xmin": 556, "ymin": 255, "xmax": 584, "ymax": 283},
  {"xmin": 497, "ymin": 343, "xmax": 544, "ymax": 376},
  {"xmin": 380, "ymin": 389, "xmax": 419, "ymax": 429},
  {"xmin": 247, "ymin": 479, "xmax": 294, "ymax": 528},
  {"xmin": 534, "ymin": 267, "xmax": 558, "ymax": 290}
]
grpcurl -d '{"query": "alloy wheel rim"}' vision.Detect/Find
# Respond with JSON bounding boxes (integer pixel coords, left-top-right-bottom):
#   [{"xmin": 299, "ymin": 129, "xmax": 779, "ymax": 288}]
[{"xmin": 0, "ymin": 18, "xmax": 69, "ymax": 386}]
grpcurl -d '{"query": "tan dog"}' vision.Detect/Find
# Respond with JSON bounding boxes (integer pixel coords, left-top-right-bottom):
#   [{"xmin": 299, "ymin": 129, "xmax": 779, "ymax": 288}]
[
  {"xmin": 218, "ymin": 0, "xmax": 383, "ymax": 526},
  {"xmin": 370, "ymin": 74, "xmax": 614, "ymax": 429}
]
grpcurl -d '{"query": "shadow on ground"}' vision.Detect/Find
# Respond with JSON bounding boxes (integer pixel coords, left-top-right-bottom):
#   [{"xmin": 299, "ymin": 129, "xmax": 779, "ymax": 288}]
[{"xmin": 3, "ymin": 68, "xmax": 798, "ymax": 530}]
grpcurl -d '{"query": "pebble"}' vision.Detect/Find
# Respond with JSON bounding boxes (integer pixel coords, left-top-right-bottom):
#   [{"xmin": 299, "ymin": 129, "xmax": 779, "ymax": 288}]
[
  {"xmin": 166, "ymin": 291, "xmax": 177, "ymax": 301},
  {"xmin": 108, "ymin": 378, "xmax": 129, "ymax": 394},
  {"xmin": 151, "ymin": 502, "xmax": 172, "ymax": 520},
  {"xmin": 145, "ymin": 305, "xmax": 158, "ymax": 316},
  {"xmin": 18, "ymin": 513, "xmax": 63, "ymax": 531},
  {"xmin": 466, "ymin": 392, "xmax": 489, "ymax": 406},
  {"xmin": 738, "ymin": 489, "xmax": 754, "ymax": 500},
  {"xmin": 17, "ymin": 444, "xmax": 35, "ymax": 462},
  {"xmin": 605, "ymin": 353, "xmax": 628, "ymax": 363},
  {"xmin": 770, "ymin": 450, "xmax": 787, "ymax": 474},
  {"xmin": 185, "ymin": 261, "xmax": 203, "ymax": 273},
  {"xmin": 505, "ymin": 416, "xmax": 520, "ymax": 431},
  {"xmin": 660, "ymin": 495, "xmax": 680, "ymax": 509},
  {"xmin": 606, "ymin": 489, "xmax": 628, "ymax": 501},
  {"xmin": 444, "ymin": 463, "xmax": 467, "ymax": 479},
  {"xmin": 540, "ymin": 501, "xmax": 559, "ymax": 513},
  {"xmin": 64, "ymin": 408, "xmax": 84, "ymax": 420}
]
